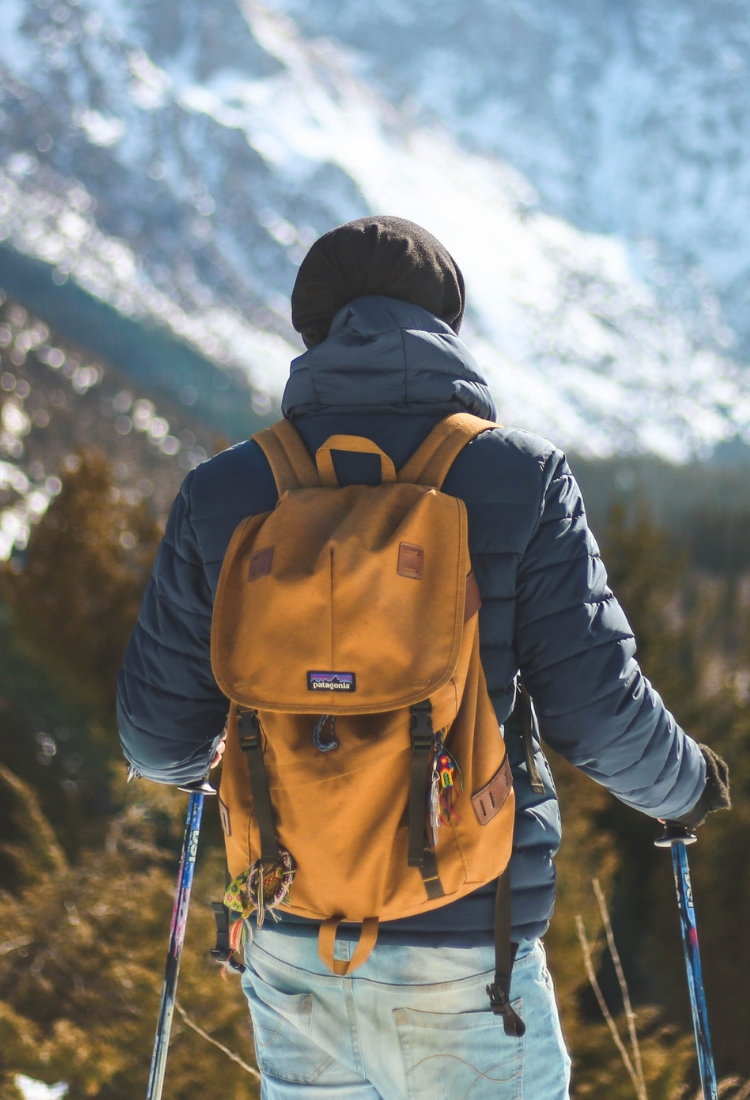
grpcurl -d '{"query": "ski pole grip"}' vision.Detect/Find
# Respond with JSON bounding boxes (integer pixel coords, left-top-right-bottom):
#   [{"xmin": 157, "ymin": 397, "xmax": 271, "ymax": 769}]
[
  {"xmin": 654, "ymin": 822, "xmax": 697, "ymax": 848},
  {"xmin": 177, "ymin": 778, "xmax": 217, "ymax": 795}
]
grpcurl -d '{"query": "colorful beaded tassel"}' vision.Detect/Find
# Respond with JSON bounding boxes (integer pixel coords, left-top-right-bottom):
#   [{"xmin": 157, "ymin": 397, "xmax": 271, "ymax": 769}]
[{"xmin": 224, "ymin": 846, "xmax": 297, "ymax": 954}]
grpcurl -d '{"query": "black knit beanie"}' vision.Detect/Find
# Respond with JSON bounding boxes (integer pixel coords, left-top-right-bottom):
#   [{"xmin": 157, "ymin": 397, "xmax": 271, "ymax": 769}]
[{"xmin": 291, "ymin": 216, "xmax": 466, "ymax": 348}]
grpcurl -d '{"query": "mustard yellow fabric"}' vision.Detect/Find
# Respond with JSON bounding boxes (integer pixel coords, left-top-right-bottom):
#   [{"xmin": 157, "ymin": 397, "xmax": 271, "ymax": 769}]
[{"xmin": 211, "ymin": 414, "xmax": 515, "ymax": 961}]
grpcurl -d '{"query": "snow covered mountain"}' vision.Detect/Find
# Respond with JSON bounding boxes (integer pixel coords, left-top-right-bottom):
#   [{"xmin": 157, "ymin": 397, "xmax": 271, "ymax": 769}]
[
  {"xmin": 267, "ymin": 0, "xmax": 750, "ymax": 359},
  {"xmin": 0, "ymin": 0, "xmax": 748, "ymax": 472},
  {"xmin": 0, "ymin": 287, "xmax": 219, "ymax": 561}
]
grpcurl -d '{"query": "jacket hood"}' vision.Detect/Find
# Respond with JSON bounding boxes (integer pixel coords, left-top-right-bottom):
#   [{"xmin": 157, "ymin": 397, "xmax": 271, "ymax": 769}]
[{"xmin": 281, "ymin": 296, "xmax": 497, "ymax": 421}]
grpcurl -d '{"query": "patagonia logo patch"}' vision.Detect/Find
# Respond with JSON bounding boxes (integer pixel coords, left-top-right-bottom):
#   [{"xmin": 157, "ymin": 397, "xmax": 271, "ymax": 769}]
[{"xmin": 307, "ymin": 671, "xmax": 356, "ymax": 692}]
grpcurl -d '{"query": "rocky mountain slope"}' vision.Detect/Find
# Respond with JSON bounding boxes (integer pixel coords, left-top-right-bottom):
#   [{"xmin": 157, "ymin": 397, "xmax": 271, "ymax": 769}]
[
  {"xmin": 0, "ymin": 287, "xmax": 218, "ymax": 561},
  {"xmin": 268, "ymin": 0, "xmax": 750, "ymax": 358}
]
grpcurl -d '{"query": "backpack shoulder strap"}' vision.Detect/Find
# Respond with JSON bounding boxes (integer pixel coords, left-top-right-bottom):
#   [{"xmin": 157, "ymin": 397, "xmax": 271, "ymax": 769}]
[
  {"xmin": 397, "ymin": 413, "xmax": 501, "ymax": 489},
  {"xmin": 252, "ymin": 419, "xmax": 321, "ymax": 495}
]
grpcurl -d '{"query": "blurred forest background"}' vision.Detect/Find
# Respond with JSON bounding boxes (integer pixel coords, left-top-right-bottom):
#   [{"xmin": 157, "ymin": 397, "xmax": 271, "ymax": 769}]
[{"xmin": 0, "ymin": 292, "xmax": 749, "ymax": 1100}]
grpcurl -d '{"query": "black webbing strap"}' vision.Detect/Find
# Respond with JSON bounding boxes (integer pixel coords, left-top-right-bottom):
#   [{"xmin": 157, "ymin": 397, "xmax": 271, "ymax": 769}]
[
  {"xmin": 209, "ymin": 900, "xmax": 245, "ymax": 974},
  {"xmin": 519, "ymin": 682, "xmax": 545, "ymax": 796},
  {"xmin": 238, "ymin": 709, "xmax": 278, "ymax": 866},
  {"xmin": 407, "ymin": 701, "xmax": 445, "ymax": 899},
  {"xmin": 419, "ymin": 846, "xmax": 445, "ymax": 900},
  {"xmin": 408, "ymin": 701, "xmax": 434, "ymax": 869},
  {"xmin": 487, "ymin": 869, "xmax": 526, "ymax": 1036}
]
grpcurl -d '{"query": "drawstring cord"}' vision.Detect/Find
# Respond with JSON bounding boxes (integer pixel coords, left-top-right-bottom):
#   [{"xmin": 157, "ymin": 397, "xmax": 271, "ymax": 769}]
[{"xmin": 313, "ymin": 714, "xmax": 338, "ymax": 752}]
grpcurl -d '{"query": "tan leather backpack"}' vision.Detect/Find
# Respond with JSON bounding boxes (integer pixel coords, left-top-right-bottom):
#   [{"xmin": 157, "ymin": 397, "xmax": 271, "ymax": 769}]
[{"xmin": 211, "ymin": 412, "xmax": 524, "ymax": 1034}]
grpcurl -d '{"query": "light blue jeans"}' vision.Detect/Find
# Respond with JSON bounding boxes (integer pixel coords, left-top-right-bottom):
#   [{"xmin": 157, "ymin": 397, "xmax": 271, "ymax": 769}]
[{"xmin": 241, "ymin": 925, "xmax": 571, "ymax": 1099}]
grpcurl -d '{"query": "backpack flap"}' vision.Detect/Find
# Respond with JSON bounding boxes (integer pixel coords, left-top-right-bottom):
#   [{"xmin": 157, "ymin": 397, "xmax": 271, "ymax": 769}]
[{"xmin": 211, "ymin": 481, "xmax": 470, "ymax": 714}]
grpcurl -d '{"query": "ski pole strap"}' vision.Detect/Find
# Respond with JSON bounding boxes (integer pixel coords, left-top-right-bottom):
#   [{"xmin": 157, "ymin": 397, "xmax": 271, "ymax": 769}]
[
  {"xmin": 238, "ymin": 709, "xmax": 278, "ymax": 866},
  {"xmin": 487, "ymin": 869, "xmax": 526, "ymax": 1037}
]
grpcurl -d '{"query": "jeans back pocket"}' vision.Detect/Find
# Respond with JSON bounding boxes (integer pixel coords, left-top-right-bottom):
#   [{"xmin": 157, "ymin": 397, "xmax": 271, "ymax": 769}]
[
  {"xmin": 242, "ymin": 964, "xmax": 334, "ymax": 1084},
  {"xmin": 394, "ymin": 1001, "xmax": 525, "ymax": 1100}
]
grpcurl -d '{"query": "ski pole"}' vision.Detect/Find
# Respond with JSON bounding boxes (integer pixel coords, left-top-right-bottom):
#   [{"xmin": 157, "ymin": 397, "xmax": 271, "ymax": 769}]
[
  {"xmin": 146, "ymin": 777, "xmax": 216, "ymax": 1100},
  {"xmin": 655, "ymin": 823, "xmax": 718, "ymax": 1100}
]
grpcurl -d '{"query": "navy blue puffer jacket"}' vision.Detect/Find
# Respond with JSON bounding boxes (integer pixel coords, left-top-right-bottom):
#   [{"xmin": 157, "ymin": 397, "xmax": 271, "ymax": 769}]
[{"xmin": 118, "ymin": 296, "xmax": 705, "ymax": 943}]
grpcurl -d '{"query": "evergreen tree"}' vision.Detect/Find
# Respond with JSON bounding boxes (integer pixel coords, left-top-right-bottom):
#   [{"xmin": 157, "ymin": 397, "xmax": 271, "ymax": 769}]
[
  {"xmin": 0, "ymin": 766, "xmax": 259, "ymax": 1099},
  {"xmin": 2, "ymin": 450, "xmax": 161, "ymax": 713}
]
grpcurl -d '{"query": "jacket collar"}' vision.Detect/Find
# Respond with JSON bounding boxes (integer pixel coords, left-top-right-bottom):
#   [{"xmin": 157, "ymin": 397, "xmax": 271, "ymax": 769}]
[{"xmin": 282, "ymin": 295, "xmax": 496, "ymax": 421}]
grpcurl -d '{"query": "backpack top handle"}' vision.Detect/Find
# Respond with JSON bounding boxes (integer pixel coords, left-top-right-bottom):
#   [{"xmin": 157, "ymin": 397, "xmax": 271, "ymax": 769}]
[{"xmin": 315, "ymin": 435, "xmax": 397, "ymax": 488}]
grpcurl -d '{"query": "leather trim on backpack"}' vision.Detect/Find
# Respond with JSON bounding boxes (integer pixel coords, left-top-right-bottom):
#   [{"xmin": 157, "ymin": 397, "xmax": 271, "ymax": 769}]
[
  {"xmin": 471, "ymin": 755, "xmax": 512, "ymax": 825},
  {"xmin": 397, "ymin": 542, "xmax": 424, "ymax": 579},
  {"xmin": 218, "ymin": 795, "xmax": 232, "ymax": 837},
  {"xmin": 464, "ymin": 572, "xmax": 482, "ymax": 621},
  {"xmin": 248, "ymin": 547, "xmax": 274, "ymax": 581}
]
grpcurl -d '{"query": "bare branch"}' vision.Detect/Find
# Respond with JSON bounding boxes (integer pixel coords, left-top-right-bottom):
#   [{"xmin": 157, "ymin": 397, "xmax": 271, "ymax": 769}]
[
  {"xmin": 728, "ymin": 1080, "xmax": 750, "ymax": 1100},
  {"xmin": 174, "ymin": 1000, "xmax": 260, "ymax": 1081},
  {"xmin": 593, "ymin": 877, "xmax": 646, "ymax": 1100},
  {"xmin": 575, "ymin": 914, "xmax": 644, "ymax": 1100},
  {"xmin": 0, "ymin": 934, "xmax": 34, "ymax": 956}
]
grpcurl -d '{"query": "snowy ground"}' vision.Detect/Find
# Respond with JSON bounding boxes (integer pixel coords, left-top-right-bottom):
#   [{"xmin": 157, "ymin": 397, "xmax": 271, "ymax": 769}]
[{"xmin": 15, "ymin": 1076, "xmax": 67, "ymax": 1100}]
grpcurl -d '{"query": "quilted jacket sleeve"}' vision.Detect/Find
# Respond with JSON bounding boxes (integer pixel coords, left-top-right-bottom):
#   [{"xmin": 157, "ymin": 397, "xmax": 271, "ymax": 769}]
[
  {"xmin": 117, "ymin": 470, "xmax": 227, "ymax": 785},
  {"xmin": 515, "ymin": 449, "xmax": 706, "ymax": 820}
]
